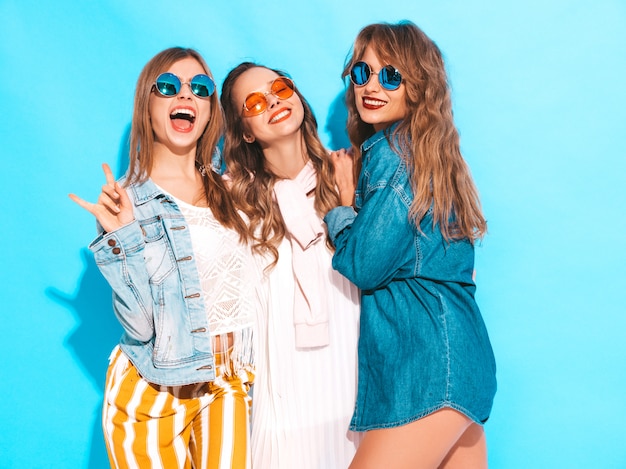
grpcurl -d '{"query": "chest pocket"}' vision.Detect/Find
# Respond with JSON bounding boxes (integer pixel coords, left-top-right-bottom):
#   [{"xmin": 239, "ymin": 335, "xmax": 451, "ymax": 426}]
[{"xmin": 140, "ymin": 217, "xmax": 176, "ymax": 284}]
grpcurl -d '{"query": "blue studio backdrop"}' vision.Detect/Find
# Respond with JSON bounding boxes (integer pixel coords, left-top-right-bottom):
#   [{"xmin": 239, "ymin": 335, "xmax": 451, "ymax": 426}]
[{"xmin": 1, "ymin": 1, "xmax": 625, "ymax": 468}]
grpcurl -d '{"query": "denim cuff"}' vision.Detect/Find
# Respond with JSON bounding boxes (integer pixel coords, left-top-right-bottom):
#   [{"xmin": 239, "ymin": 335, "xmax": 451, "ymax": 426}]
[
  {"xmin": 324, "ymin": 206, "xmax": 357, "ymax": 242},
  {"xmin": 88, "ymin": 220, "xmax": 142, "ymax": 262}
]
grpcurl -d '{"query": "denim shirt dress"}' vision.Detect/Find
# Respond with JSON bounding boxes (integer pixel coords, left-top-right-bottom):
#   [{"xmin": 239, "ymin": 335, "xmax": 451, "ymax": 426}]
[{"xmin": 325, "ymin": 127, "xmax": 497, "ymax": 431}]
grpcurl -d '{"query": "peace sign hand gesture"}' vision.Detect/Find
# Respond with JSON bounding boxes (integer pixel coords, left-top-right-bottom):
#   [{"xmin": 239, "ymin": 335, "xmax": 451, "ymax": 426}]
[{"xmin": 69, "ymin": 163, "xmax": 134, "ymax": 233}]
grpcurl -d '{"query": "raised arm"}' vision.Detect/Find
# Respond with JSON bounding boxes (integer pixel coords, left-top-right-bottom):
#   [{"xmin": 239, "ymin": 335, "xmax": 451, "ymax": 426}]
[
  {"xmin": 70, "ymin": 164, "xmax": 155, "ymax": 342},
  {"xmin": 69, "ymin": 163, "xmax": 134, "ymax": 232}
]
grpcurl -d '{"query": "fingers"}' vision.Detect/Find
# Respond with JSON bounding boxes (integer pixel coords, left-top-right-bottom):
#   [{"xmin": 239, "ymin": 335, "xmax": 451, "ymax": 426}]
[
  {"xmin": 102, "ymin": 163, "xmax": 115, "ymax": 186},
  {"xmin": 69, "ymin": 164, "xmax": 135, "ymax": 233},
  {"xmin": 330, "ymin": 148, "xmax": 348, "ymax": 159},
  {"xmin": 69, "ymin": 162, "xmax": 123, "ymax": 218},
  {"xmin": 328, "ymin": 149, "xmax": 356, "ymax": 207},
  {"xmin": 68, "ymin": 193, "xmax": 96, "ymax": 215},
  {"xmin": 332, "ymin": 150, "xmax": 354, "ymax": 172},
  {"xmin": 114, "ymin": 182, "xmax": 135, "ymax": 225},
  {"xmin": 96, "ymin": 163, "xmax": 123, "ymax": 213},
  {"xmin": 329, "ymin": 148, "xmax": 348, "ymax": 171},
  {"xmin": 98, "ymin": 190, "xmax": 121, "ymax": 214},
  {"xmin": 101, "ymin": 181, "xmax": 119, "ymax": 200},
  {"xmin": 101, "ymin": 163, "xmax": 120, "ymax": 207}
]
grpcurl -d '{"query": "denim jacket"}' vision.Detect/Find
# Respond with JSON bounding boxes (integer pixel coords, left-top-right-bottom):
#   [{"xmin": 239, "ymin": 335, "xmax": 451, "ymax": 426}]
[
  {"xmin": 89, "ymin": 177, "xmax": 217, "ymax": 386},
  {"xmin": 325, "ymin": 126, "xmax": 496, "ymax": 429}
]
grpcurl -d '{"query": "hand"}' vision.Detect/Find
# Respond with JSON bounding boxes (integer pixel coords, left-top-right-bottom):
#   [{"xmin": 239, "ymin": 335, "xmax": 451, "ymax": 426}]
[
  {"xmin": 330, "ymin": 148, "xmax": 356, "ymax": 207},
  {"xmin": 69, "ymin": 163, "xmax": 134, "ymax": 233}
]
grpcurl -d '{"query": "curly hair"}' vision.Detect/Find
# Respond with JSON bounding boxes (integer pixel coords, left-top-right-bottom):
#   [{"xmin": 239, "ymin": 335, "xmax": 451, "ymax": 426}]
[
  {"xmin": 343, "ymin": 21, "xmax": 487, "ymax": 242},
  {"xmin": 220, "ymin": 62, "xmax": 339, "ymax": 265}
]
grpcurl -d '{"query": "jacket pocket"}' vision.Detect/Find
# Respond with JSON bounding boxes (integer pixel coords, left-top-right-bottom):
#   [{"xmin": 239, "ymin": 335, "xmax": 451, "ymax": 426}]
[{"xmin": 141, "ymin": 217, "xmax": 176, "ymax": 284}]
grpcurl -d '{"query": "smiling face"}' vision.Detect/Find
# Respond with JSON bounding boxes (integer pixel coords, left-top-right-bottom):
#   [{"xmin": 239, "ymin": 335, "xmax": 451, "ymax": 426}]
[
  {"xmin": 354, "ymin": 45, "xmax": 408, "ymax": 132},
  {"xmin": 232, "ymin": 66, "xmax": 304, "ymax": 147},
  {"xmin": 149, "ymin": 57, "xmax": 212, "ymax": 155}
]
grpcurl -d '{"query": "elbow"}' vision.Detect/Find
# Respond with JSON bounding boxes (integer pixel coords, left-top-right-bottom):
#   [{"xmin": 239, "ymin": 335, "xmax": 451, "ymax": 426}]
[
  {"xmin": 351, "ymin": 275, "xmax": 384, "ymax": 293},
  {"xmin": 113, "ymin": 303, "xmax": 154, "ymax": 343},
  {"xmin": 122, "ymin": 323, "xmax": 154, "ymax": 343},
  {"xmin": 332, "ymin": 260, "xmax": 383, "ymax": 292}
]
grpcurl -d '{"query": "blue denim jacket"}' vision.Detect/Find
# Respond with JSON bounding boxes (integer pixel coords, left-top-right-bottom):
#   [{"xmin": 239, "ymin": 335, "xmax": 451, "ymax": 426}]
[
  {"xmin": 89, "ymin": 177, "xmax": 217, "ymax": 386},
  {"xmin": 325, "ymin": 127, "xmax": 496, "ymax": 429}
]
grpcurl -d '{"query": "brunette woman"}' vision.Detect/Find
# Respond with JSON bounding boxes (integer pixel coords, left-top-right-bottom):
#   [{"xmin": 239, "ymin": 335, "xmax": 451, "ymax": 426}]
[{"xmin": 220, "ymin": 62, "xmax": 361, "ymax": 469}]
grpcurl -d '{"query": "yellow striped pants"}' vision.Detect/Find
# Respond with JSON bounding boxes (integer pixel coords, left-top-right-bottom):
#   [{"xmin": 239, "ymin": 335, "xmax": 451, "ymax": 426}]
[{"xmin": 102, "ymin": 347, "xmax": 254, "ymax": 469}]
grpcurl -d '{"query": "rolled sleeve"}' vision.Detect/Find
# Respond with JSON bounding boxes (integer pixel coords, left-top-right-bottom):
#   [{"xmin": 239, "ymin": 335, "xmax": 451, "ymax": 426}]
[{"xmin": 324, "ymin": 205, "xmax": 357, "ymax": 243}]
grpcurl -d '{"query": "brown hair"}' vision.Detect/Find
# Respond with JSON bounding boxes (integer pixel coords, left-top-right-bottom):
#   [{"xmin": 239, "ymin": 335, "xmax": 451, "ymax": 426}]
[
  {"xmin": 127, "ymin": 47, "xmax": 247, "ymax": 239},
  {"xmin": 343, "ymin": 21, "xmax": 487, "ymax": 241},
  {"xmin": 220, "ymin": 62, "xmax": 339, "ymax": 264}
]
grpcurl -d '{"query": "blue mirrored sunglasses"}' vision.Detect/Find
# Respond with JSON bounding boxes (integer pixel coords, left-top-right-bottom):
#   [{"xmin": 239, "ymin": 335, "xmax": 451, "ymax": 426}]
[
  {"xmin": 154, "ymin": 72, "xmax": 216, "ymax": 98},
  {"xmin": 349, "ymin": 62, "xmax": 402, "ymax": 91}
]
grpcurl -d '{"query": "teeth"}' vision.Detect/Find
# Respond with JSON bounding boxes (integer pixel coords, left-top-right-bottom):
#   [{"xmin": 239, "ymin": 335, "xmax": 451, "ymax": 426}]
[
  {"xmin": 170, "ymin": 108, "xmax": 195, "ymax": 118},
  {"xmin": 364, "ymin": 98, "xmax": 386, "ymax": 106},
  {"xmin": 269, "ymin": 110, "xmax": 289, "ymax": 123}
]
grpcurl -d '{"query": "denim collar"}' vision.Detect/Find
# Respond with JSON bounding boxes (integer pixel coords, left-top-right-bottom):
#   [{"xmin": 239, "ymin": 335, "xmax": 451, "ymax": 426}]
[
  {"xmin": 128, "ymin": 176, "xmax": 166, "ymax": 206},
  {"xmin": 361, "ymin": 121, "xmax": 402, "ymax": 153}
]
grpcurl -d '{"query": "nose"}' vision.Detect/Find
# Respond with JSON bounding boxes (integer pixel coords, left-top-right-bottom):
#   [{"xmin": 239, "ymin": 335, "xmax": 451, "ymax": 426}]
[
  {"xmin": 266, "ymin": 92, "xmax": 280, "ymax": 109},
  {"xmin": 364, "ymin": 73, "xmax": 381, "ymax": 92},
  {"xmin": 177, "ymin": 82, "xmax": 194, "ymax": 99}
]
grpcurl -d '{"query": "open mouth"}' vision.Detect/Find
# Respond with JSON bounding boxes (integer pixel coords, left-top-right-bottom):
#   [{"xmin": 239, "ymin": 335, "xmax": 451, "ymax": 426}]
[{"xmin": 170, "ymin": 108, "xmax": 196, "ymax": 130}]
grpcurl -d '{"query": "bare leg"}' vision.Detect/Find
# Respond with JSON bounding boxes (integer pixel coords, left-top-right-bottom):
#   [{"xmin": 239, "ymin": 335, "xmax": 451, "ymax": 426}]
[
  {"xmin": 439, "ymin": 423, "xmax": 487, "ymax": 469},
  {"xmin": 348, "ymin": 408, "xmax": 473, "ymax": 469}
]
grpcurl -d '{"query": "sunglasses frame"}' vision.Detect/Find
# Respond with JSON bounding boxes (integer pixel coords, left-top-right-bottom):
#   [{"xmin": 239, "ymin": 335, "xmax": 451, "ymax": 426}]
[
  {"xmin": 349, "ymin": 62, "xmax": 403, "ymax": 91},
  {"xmin": 242, "ymin": 76, "xmax": 295, "ymax": 117},
  {"xmin": 153, "ymin": 72, "xmax": 216, "ymax": 98}
]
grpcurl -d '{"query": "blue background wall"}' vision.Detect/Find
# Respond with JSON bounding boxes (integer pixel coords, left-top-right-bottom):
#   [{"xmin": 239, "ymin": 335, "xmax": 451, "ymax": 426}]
[{"xmin": 1, "ymin": 1, "xmax": 625, "ymax": 468}]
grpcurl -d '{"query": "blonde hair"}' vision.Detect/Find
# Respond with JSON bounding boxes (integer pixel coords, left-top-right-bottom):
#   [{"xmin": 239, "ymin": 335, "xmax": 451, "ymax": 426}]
[
  {"xmin": 127, "ymin": 47, "xmax": 247, "ymax": 239},
  {"xmin": 220, "ymin": 62, "xmax": 339, "ymax": 265},
  {"xmin": 343, "ymin": 21, "xmax": 487, "ymax": 241}
]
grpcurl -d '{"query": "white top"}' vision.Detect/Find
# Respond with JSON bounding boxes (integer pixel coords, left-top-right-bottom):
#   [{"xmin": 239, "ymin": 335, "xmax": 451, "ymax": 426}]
[
  {"xmin": 169, "ymin": 192, "xmax": 263, "ymax": 375},
  {"xmin": 175, "ymin": 197, "xmax": 256, "ymax": 334},
  {"xmin": 250, "ymin": 177, "xmax": 362, "ymax": 468}
]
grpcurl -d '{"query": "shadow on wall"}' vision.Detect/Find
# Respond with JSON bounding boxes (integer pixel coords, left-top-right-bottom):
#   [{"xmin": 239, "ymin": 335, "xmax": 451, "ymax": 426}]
[
  {"xmin": 325, "ymin": 89, "xmax": 350, "ymax": 151},
  {"xmin": 46, "ymin": 249, "xmax": 119, "ymax": 468},
  {"xmin": 46, "ymin": 125, "xmax": 131, "ymax": 469}
]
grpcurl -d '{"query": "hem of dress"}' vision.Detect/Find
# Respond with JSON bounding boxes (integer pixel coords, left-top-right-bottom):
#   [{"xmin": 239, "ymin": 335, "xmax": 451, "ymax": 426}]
[{"xmin": 349, "ymin": 401, "xmax": 489, "ymax": 432}]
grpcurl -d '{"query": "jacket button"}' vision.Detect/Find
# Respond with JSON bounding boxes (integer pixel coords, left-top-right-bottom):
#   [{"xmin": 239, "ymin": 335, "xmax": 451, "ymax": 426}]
[
  {"xmin": 112, "ymin": 247, "xmax": 121, "ymax": 255},
  {"xmin": 107, "ymin": 239, "xmax": 116, "ymax": 246}
]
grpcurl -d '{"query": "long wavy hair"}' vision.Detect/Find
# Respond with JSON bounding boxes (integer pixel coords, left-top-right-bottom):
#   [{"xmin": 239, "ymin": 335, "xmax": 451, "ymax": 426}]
[
  {"xmin": 343, "ymin": 21, "xmax": 487, "ymax": 242},
  {"xmin": 126, "ymin": 47, "xmax": 247, "ymax": 239},
  {"xmin": 220, "ymin": 62, "xmax": 339, "ymax": 264}
]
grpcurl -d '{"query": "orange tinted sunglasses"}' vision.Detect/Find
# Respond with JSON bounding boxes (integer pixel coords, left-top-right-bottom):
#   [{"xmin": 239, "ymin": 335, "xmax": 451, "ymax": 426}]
[{"xmin": 242, "ymin": 77, "xmax": 295, "ymax": 117}]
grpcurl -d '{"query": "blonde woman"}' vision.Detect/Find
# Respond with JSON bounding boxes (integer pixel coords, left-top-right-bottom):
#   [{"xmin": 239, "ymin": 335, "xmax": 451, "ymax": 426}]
[
  {"xmin": 325, "ymin": 21, "xmax": 497, "ymax": 469},
  {"xmin": 70, "ymin": 48, "xmax": 263, "ymax": 469}
]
